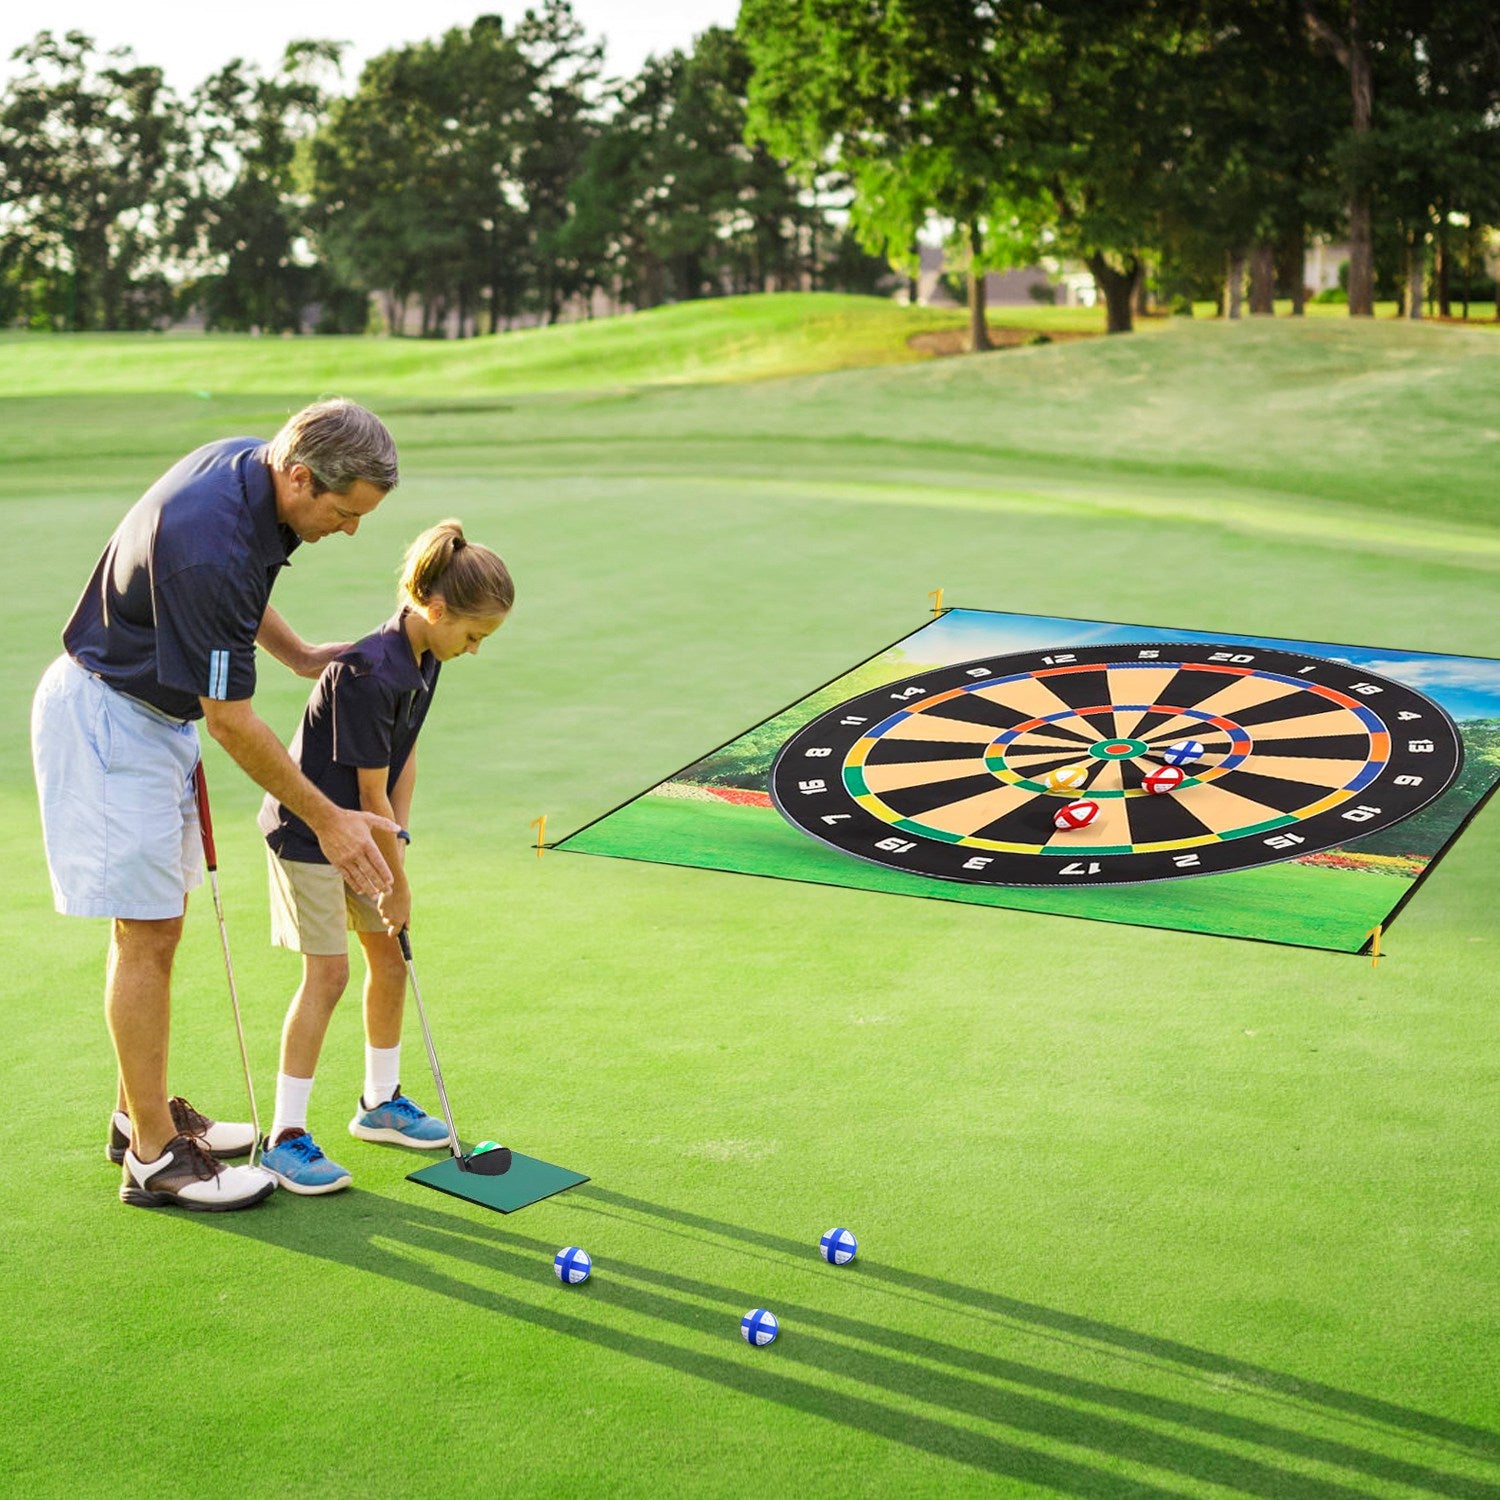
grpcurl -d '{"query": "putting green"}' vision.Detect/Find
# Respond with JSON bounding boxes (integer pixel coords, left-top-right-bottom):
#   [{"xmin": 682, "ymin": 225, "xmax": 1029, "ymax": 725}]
[{"xmin": 2, "ymin": 302, "xmax": 1498, "ymax": 1497}]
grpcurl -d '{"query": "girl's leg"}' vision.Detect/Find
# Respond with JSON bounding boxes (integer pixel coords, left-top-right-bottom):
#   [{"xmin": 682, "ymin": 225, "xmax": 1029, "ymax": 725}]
[
  {"xmin": 270, "ymin": 952, "xmax": 349, "ymax": 1139},
  {"xmin": 356, "ymin": 929, "xmax": 407, "ymax": 1105},
  {"xmin": 347, "ymin": 930, "xmax": 450, "ymax": 1146}
]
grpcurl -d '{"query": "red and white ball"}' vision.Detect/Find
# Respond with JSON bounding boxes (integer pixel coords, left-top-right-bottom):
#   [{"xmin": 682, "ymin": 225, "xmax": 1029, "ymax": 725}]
[
  {"xmin": 1054, "ymin": 799, "xmax": 1100, "ymax": 830},
  {"xmin": 1144, "ymin": 764, "xmax": 1186, "ymax": 795}
]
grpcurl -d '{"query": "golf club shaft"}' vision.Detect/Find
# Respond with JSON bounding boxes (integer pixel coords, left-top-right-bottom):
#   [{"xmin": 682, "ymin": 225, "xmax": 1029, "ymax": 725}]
[
  {"xmin": 397, "ymin": 928, "xmax": 464, "ymax": 1163},
  {"xmin": 194, "ymin": 764, "xmax": 262, "ymax": 1165}
]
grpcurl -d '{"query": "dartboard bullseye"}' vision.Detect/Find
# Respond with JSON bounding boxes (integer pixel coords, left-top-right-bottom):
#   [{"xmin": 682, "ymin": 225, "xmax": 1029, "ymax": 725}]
[{"xmin": 768, "ymin": 643, "xmax": 1463, "ymax": 888}]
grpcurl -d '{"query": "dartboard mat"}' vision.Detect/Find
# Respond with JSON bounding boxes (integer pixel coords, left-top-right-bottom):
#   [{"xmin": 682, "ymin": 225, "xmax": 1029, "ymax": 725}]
[{"xmin": 557, "ymin": 610, "xmax": 1500, "ymax": 953}]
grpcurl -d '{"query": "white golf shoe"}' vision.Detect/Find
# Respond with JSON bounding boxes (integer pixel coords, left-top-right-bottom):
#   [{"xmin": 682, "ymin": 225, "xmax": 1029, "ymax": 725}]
[{"xmin": 120, "ymin": 1134, "xmax": 276, "ymax": 1212}]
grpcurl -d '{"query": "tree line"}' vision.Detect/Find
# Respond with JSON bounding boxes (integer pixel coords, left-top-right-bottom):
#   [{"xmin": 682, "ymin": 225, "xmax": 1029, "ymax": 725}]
[
  {"xmin": 3, "ymin": 1, "xmax": 1498, "ymax": 342},
  {"xmin": 742, "ymin": 0, "xmax": 1500, "ymax": 342},
  {"xmin": 0, "ymin": 4, "xmax": 887, "ymax": 335}
]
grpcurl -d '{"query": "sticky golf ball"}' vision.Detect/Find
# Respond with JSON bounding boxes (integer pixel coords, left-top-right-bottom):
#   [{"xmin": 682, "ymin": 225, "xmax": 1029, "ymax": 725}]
[
  {"xmin": 1042, "ymin": 764, "xmax": 1089, "ymax": 793},
  {"xmin": 554, "ymin": 1246, "xmax": 592, "ymax": 1284},
  {"xmin": 1143, "ymin": 763, "xmax": 1186, "ymax": 794},
  {"xmin": 819, "ymin": 1227, "xmax": 858, "ymax": 1265},
  {"xmin": 741, "ymin": 1308, "xmax": 779, "ymax": 1345},
  {"xmin": 473, "ymin": 1140, "xmax": 501, "ymax": 1155},
  {"xmin": 1162, "ymin": 739, "xmax": 1205, "ymax": 767}
]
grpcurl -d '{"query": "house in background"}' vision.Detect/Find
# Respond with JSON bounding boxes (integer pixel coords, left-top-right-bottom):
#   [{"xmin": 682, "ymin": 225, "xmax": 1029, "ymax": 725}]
[
  {"xmin": 911, "ymin": 245, "xmax": 1095, "ymax": 308},
  {"xmin": 1305, "ymin": 239, "xmax": 1350, "ymax": 297}
]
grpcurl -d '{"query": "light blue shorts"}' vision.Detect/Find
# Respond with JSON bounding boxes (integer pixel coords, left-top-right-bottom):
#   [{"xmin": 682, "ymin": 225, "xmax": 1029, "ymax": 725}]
[{"xmin": 31, "ymin": 655, "xmax": 204, "ymax": 920}]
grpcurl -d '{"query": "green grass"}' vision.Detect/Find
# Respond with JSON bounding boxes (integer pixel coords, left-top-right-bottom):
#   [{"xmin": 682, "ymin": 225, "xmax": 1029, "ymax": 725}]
[
  {"xmin": 3, "ymin": 296, "xmax": 1499, "ymax": 1497},
  {"xmin": 562, "ymin": 794, "xmax": 1405, "ymax": 952},
  {"xmin": 0, "ymin": 293, "xmax": 1084, "ymax": 398}
]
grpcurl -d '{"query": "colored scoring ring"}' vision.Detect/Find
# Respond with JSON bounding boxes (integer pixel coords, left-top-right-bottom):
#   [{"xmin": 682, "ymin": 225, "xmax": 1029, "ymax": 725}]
[
  {"xmin": 980, "ymin": 704, "xmax": 1254, "ymax": 795},
  {"xmin": 770, "ymin": 642, "xmax": 1459, "ymax": 888}
]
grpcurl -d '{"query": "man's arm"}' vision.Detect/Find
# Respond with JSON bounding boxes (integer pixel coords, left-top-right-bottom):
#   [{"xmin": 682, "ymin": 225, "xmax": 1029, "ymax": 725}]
[
  {"xmin": 358, "ymin": 764, "xmax": 411, "ymax": 933},
  {"xmin": 256, "ymin": 605, "xmax": 349, "ymax": 680},
  {"xmin": 200, "ymin": 696, "xmax": 396, "ymax": 895}
]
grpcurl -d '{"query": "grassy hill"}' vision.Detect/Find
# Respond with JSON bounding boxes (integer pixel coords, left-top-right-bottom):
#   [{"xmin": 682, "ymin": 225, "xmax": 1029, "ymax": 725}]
[
  {"xmin": 0, "ymin": 293, "xmax": 1083, "ymax": 397},
  {"xmin": 3, "ymin": 296, "xmax": 1496, "ymax": 541}
]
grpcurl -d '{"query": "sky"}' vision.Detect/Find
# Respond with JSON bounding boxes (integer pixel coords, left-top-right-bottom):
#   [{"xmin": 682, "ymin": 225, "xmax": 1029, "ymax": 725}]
[
  {"xmin": 902, "ymin": 610, "xmax": 1500, "ymax": 723},
  {"xmin": 1, "ymin": 1, "xmax": 743, "ymax": 92}
]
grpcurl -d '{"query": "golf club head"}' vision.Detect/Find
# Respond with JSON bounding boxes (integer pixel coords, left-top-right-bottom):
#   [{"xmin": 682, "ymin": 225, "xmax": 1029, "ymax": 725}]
[{"xmin": 460, "ymin": 1145, "xmax": 513, "ymax": 1175}]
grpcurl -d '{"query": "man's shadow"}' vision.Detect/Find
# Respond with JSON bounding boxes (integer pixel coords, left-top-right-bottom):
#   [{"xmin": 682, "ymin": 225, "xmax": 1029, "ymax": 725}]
[{"xmin": 187, "ymin": 1182, "xmax": 1500, "ymax": 1499}]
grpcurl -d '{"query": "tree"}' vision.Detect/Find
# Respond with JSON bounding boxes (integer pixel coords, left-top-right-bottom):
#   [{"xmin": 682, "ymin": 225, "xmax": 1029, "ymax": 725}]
[
  {"xmin": 306, "ymin": 21, "xmax": 527, "ymax": 334},
  {"xmin": 560, "ymin": 28, "xmax": 814, "ymax": 310},
  {"xmin": 177, "ymin": 41, "xmax": 345, "ymax": 332},
  {"xmin": 1303, "ymin": 2, "xmax": 1379, "ymax": 314},
  {"xmin": 511, "ymin": 1, "xmax": 604, "ymax": 324},
  {"xmin": 306, "ymin": 7, "xmax": 604, "ymax": 335},
  {"xmin": 1150, "ymin": 4, "xmax": 1342, "ymax": 320},
  {"xmin": 0, "ymin": 31, "xmax": 186, "ymax": 329},
  {"xmin": 742, "ymin": 0, "xmax": 1047, "ymax": 351}
]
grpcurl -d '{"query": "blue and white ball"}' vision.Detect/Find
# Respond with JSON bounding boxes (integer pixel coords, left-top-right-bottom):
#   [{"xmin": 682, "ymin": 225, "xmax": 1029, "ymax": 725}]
[
  {"xmin": 1162, "ymin": 740, "xmax": 1205, "ymax": 767},
  {"xmin": 554, "ymin": 1246, "xmax": 592, "ymax": 1284},
  {"xmin": 741, "ymin": 1308, "xmax": 779, "ymax": 1346},
  {"xmin": 819, "ymin": 1227, "xmax": 858, "ymax": 1265}
]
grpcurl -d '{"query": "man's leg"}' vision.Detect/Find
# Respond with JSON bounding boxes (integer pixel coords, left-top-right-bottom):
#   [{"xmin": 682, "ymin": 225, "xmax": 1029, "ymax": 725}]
[
  {"xmin": 106, "ymin": 915, "xmax": 183, "ymax": 1163},
  {"xmin": 115, "ymin": 896, "xmax": 189, "ymax": 1116}
]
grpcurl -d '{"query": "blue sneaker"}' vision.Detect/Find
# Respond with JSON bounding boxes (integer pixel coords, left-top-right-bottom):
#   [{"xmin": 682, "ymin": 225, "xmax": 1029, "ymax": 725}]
[
  {"xmin": 259, "ymin": 1129, "xmax": 352, "ymax": 1195},
  {"xmin": 348, "ymin": 1087, "xmax": 451, "ymax": 1148}
]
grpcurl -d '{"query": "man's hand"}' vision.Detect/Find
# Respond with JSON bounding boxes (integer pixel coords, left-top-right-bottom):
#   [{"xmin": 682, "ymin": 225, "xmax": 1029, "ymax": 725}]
[
  {"xmin": 257, "ymin": 606, "xmax": 349, "ymax": 678},
  {"xmin": 201, "ymin": 697, "xmax": 397, "ymax": 897},
  {"xmin": 298, "ymin": 641, "xmax": 352, "ymax": 679},
  {"xmin": 315, "ymin": 807, "xmax": 398, "ymax": 897}
]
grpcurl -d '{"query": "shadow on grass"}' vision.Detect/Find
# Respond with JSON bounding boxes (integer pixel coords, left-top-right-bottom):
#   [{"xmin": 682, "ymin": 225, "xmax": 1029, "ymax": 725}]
[{"xmin": 187, "ymin": 1183, "xmax": 1500, "ymax": 1498}]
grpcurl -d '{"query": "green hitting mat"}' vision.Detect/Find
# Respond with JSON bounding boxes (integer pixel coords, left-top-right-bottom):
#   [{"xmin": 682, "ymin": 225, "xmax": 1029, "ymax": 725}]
[{"xmin": 408, "ymin": 1151, "xmax": 589, "ymax": 1214}]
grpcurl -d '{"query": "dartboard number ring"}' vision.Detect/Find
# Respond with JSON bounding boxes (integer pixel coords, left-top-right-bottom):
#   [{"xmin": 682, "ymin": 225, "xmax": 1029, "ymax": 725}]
[{"xmin": 768, "ymin": 642, "xmax": 1461, "ymax": 888}]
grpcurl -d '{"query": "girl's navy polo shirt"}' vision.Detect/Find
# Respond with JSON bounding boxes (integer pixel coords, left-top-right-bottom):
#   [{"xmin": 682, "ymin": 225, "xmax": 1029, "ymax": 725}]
[{"xmin": 258, "ymin": 610, "xmax": 441, "ymax": 864}]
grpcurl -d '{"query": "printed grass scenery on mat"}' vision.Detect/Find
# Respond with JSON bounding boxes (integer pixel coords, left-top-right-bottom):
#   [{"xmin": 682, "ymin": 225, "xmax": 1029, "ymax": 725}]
[{"xmin": 557, "ymin": 610, "xmax": 1500, "ymax": 953}]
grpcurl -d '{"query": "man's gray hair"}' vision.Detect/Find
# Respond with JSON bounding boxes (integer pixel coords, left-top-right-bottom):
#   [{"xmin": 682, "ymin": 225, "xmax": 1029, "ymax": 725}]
[{"xmin": 266, "ymin": 398, "xmax": 399, "ymax": 494}]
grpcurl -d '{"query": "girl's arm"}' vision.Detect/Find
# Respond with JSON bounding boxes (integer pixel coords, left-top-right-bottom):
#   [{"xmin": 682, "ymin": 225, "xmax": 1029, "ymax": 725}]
[
  {"xmin": 390, "ymin": 749, "xmax": 416, "ymax": 833},
  {"xmin": 357, "ymin": 764, "xmax": 411, "ymax": 933}
]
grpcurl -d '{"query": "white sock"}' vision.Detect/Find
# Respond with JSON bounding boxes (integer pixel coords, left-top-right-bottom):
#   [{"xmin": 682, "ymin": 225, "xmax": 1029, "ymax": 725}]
[
  {"xmin": 364, "ymin": 1045, "xmax": 401, "ymax": 1107},
  {"xmin": 272, "ymin": 1072, "xmax": 315, "ymax": 1142}
]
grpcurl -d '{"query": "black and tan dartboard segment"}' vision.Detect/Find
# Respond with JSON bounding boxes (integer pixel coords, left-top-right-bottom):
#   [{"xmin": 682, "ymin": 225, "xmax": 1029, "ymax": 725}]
[{"xmin": 769, "ymin": 642, "xmax": 1462, "ymax": 888}]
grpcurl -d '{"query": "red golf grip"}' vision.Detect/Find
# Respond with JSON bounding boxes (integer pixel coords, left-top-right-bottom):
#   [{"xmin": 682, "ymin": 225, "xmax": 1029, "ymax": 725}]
[{"xmin": 194, "ymin": 763, "xmax": 218, "ymax": 872}]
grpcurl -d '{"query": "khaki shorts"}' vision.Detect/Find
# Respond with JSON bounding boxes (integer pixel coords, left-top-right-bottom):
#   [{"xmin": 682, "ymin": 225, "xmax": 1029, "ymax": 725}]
[{"xmin": 267, "ymin": 848, "xmax": 385, "ymax": 955}]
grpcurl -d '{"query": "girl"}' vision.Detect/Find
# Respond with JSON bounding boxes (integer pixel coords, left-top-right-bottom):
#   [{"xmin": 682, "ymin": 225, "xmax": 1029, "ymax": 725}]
[{"xmin": 256, "ymin": 520, "xmax": 513, "ymax": 1193}]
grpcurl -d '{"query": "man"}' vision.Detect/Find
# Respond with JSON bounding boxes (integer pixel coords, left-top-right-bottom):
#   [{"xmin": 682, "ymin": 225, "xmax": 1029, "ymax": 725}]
[{"xmin": 32, "ymin": 398, "xmax": 401, "ymax": 1211}]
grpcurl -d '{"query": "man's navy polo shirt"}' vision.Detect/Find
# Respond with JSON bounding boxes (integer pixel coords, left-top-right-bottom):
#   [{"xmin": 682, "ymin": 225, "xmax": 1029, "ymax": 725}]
[
  {"xmin": 259, "ymin": 611, "xmax": 440, "ymax": 864},
  {"xmin": 63, "ymin": 437, "xmax": 298, "ymax": 722}
]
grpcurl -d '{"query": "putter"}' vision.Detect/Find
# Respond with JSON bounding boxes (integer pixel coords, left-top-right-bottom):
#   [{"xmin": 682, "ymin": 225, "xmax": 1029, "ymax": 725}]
[
  {"xmin": 397, "ymin": 928, "xmax": 511, "ymax": 1175},
  {"xmin": 193, "ymin": 762, "xmax": 263, "ymax": 1167}
]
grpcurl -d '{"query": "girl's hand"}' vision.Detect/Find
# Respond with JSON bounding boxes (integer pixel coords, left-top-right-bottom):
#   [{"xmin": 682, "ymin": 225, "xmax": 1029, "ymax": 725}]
[{"xmin": 377, "ymin": 885, "xmax": 412, "ymax": 935}]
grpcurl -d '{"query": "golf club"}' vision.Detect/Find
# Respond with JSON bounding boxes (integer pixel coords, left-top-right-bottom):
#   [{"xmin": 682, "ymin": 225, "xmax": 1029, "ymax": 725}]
[
  {"xmin": 397, "ymin": 927, "xmax": 511, "ymax": 1175},
  {"xmin": 193, "ymin": 761, "xmax": 263, "ymax": 1167}
]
